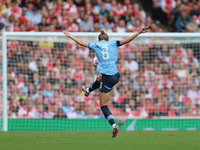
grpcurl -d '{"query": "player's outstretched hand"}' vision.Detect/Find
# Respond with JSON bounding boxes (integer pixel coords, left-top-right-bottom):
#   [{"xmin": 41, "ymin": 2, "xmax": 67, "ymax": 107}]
[
  {"xmin": 63, "ymin": 29, "xmax": 72, "ymax": 38},
  {"xmin": 140, "ymin": 26, "xmax": 149, "ymax": 34}
]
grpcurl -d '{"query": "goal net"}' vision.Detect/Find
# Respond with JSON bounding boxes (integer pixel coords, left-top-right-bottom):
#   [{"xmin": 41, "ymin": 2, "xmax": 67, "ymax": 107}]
[{"xmin": 1, "ymin": 32, "xmax": 200, "ymax": 131}]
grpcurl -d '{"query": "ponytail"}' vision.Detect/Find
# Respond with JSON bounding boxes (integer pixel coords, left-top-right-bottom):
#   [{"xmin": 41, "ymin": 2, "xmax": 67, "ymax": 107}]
[{"xmin": 98, "ymin": 30, "xmax": 109, "ymax": 41}]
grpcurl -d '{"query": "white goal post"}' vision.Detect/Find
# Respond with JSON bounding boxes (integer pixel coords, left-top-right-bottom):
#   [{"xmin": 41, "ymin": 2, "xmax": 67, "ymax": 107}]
[{"xmin": 1, "ymin": 32, "xmax": 200, "ymax": 131}]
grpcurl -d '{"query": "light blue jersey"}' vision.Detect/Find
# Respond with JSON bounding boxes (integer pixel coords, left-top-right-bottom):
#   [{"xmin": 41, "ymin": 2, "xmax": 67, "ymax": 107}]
[{"xmin": 88, "ymin": 40, "xmax": 118, "ymax": 75}]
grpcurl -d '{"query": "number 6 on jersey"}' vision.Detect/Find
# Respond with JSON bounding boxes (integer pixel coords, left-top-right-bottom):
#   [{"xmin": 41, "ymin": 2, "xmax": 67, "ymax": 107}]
[{"xmin": 102, "ymin": 46, "xmax": 109, "ymax": 60}]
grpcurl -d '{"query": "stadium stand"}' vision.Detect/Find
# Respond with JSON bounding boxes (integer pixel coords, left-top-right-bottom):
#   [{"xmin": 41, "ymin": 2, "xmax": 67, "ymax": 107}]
[{"xmin": 0, "ymin": 0, "xmax": 200, "ymax": 119}]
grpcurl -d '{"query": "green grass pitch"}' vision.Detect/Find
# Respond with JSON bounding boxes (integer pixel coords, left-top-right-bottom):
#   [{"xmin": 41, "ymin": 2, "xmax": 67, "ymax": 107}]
[{"xmin": 0, "ymin": 131, "xmax": 200, "ymax": 150}]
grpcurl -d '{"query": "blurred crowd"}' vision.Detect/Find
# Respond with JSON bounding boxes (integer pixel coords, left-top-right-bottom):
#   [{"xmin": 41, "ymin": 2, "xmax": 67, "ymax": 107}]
[
  {"xmin": 1, "ymin": 0, "xmax": 200, "ymax": 33},
  {"xmin": 0, "ymin": 0, "xmax": 163, "ymax": 34},
  {"xmin": 152, "ymin": 0, "xmax": 200, "ymax": 32},
  {"xmin": 0, "ymin": 0, "xmax": 200, "ymax": 119}
]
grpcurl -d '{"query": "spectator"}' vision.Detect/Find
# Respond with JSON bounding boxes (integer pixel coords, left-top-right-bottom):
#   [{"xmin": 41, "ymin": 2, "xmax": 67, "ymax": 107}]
[
  {"xmin": 0, "ymin": 9, "xmax": 8, "ymax": 26},
  {"xmin": 128, "ymin": 103, "xmax": 148, "ymax": 118},
  {"xmin": 121, "ymin": 91, "xmax": 133, "ymax": 111},
  {"xmin": 93, "ymin": 22, "xmax": 100, "ymax": 32},
  {"xmin": 179, "ymin": 87, "xmax": 189, "ymax": 104},
  {"xmin": 193, "ymin": 104, "xmax": 200, "ymax": 116},
  {"xmin": 93, "ymin": 9, "xmax": 101, "ymax": 23},
  {"xmin": 65, "ymin": 70, "xmax": 77, "ymax": 88},
  {"xmin": 62, "ymin": 97, "xmax": 74, "ymax": 115},
  {"xmin": 116, "ymin": 19, "xmax": 126, "ymax": 32},
  {"xmin": 8, "ymin": 0, "xmax": 22, "ymax": 18},
  {"xmin": 67, "ymin": 101, "xmax": 84, "ymax": 119},
  {"xmin": 103, "ymin": 21, "xmax": 112, "ymax": 33},
  {"xmin": 99, "ymin": 3, "xmax": 108, "ymax": 17},
  {"xmin": 186, "ymin": 15, "xmax": 198, "ymax": 32},
  {"xmin": 126, "ymin": 24, "xmax": 134, "ymax": 32},
  {"xmin": 174, "ymin": 41, "xmax": 187, "ymax": 57},
  {"xmin": 67, "ymin": 16, "xmax": 79, "ymax": 32},
  {"xmin": 189, "ymin": 3, "xmax": 199, "ymax": 17},
  {"xmin": 58, "ymin": 9, "xmax": 69, "ymax": 29},
  {"xmin": 124, "ymin": 54, "xmax": 139, "ymax": 73},
  {"xmin": 175, "ymin": 62, "xmax": 189, "ymax": 78},
  {"xmin": 107, "ymin": 10, "xmax": 115, "ymax": 25},
  {"xmin": 133, "ymin": 18, "xmax": 142, "ymax": 32},
  {"xmin": 72, "ymin": 64, "xmax": 84, "ymax": 83},
  {"xmin": 53, "ymin": 108, "xmax": 67, "ymax": 118},
  {"xmin": 6, "ymin": 15, "xmax": 15, "ymax": 31},
  {"xmin": 187, "ymin": 83, "xmax": 200, "ymax": 104},
  {"xmin": 49, "ymin": 89, "xmax": 63, "ymax": 105},
  {"xmin": 123, "ymin": 0, "xmax": 134, "ymax": 12},
  {"xmin": 28, "ymin": 83, "xmax": 37, "ymax": 101},
  {"xmin": 168, "ymin": 103, "xmax": 179, "ymax": 116},
  {"xmin": 51, "ymin": 17, "xmax": 62, "ymax": 30},
  {"xmin": 79, "ymin": 14, "xmax": 93, "ymax": 31},
  {"xmin": 47, "ymin": 71, "xmax": 58, "ymax": 86},
  {"xmin": 185, "ymin": 49, "xmax": 199, "ymax": 69},
  {"xmin": 54, "ymin": 0, "xmax": 64, "ymax": 16},
  {"xmin": 113, "ymin": 85, "xmax": 127, "ymax": 108},
  {"xmin": 159, "ymin": 73, "xmax": 173, "ymax": 89},
  {"xmin": 53, "ymin": 59, "xmax": 62, "ymax": 78},
  {"xmin": 43, "ymin": 82, "xmax": 54, "ymax": 98},
  {"xmin": 149, "ymin": 103, "xmax": 163, "ymax": 117},
  {"xmin": 17, "ymin": 7, "xmax": 28, "ymax": 24},
  {"xmin": 26, "ymin": 98, "xmax": 37, "ymax": 118},
  {"xmin": 114, "ymin": 3, "xmax": 125, "ymax": 17},
  {"xmin": 17, "ymin": 99, "xmax": 27, "ymax": 117},
  {"xmin": 161, "ymin": 0, "xmax": 176, "ymax": 25},
  {"xmin": 37, "ymin": 60, "xmax": 47, "ymax": 77},
  {"xmin": 120, "ymin": 7, "xmax": 131, "ymax": 24},
  {"xmin": 32, "ymin": 72, "xmax": 40, "ymax": 87},
  {"xmin": 26, "ymin": 1, "xmax": 34, "ymax": 18},
  {"xmin": 83, "ymin": 104, "xmax": 99, "ymax": 119},
  {"xmin": 133, "ymin": 3, "xmax": 145, "ymax": 19},
  {"xmin": 125, "ymin": 99, "xmax": 135, "ymax": 114},
  {"xmin": 8, "ymin": 108, "xmax": 17, "ymax": 118},
  {"xmin": 38, "ymin": 15, "xmax": 49, "ymax": 31},
  {"xmin": 16, "ymin": 73, "xmax": 25, "ymax": 89},
  {"xmin": 16, "ymin": 88, "xmax": 26, "ymax": 101},
  {"xmin": 173, "ymin": 94, "xmax": 183, "ymax": 112},
  {"xmin": 35, "ymin": 103, "xmax": 50, "ymax": 118},
  {"xmin": 63, "ymin": 0, "xmax": 77, "ymax": 15},
  {"xmin": 160, "ymin": 96, "xmax": 168, "ymax": 116},
  {"xmin": 41, "ymin": 52, "xmax": 49, "ymax": 67},
  {"xmin": 175, "ymin": 10, "xmax": 191, "ymax": 32},
  {"xmin": 182, "ymin": 99, "xmax": 192, "ymax": 114},
  {"xmin": 171, "ymin": 0, "xmax": 184, "ymax": 29},
  {"xmin": 26, "ymin": 21, "xmax": 34, "ymax": 31},
  {"xmin": 29, "ymin": 53, "xmax": 38, "ymax": 72}
]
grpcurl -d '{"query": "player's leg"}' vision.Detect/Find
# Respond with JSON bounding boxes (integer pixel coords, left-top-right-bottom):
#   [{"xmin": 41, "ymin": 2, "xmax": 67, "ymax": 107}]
[
  {"xmin": 100, "ymin": 91, "xmax": 117, "ymax": 128},
  {"xmin": 99, "ymin": 73, "xmax": 120, "ymax": 137},
  {"xmin": 100, "ymin": 91, "xmax": 119, "ymax": 138},
  {"xmin": 82, "ymin": 74, "xmax": 102, "ymax": 96}
]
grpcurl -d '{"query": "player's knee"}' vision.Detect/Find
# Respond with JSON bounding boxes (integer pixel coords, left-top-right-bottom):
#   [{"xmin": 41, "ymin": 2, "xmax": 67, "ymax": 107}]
[{"xmin": 100, "ymin": 101, "xmax": 109, "ymax": 107}]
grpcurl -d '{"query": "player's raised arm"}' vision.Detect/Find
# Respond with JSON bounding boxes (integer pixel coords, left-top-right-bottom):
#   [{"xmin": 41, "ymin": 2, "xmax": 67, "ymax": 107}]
[
  {"xmin": 63, "ymin": 29, "xmax": 89, "ymax": 48},
  {"xmin": 120, "ymin": 26, "xmax": 149, "ymax": 46}
]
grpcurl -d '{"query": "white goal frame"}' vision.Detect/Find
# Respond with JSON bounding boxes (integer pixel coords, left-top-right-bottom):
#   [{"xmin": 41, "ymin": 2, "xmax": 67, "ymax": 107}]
[{"xmin": 2, "ymin": 32, "xmax": 200, "ymax": 131}]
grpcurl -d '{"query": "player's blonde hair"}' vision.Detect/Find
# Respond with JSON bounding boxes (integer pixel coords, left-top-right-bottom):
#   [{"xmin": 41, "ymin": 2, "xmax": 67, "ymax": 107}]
[{"xmin": 98, "ymin": 30, "xmax": 109, "ymax": 41}]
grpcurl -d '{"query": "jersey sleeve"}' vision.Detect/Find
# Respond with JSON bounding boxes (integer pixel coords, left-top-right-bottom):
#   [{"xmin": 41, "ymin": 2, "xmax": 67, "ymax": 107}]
[
  {"xmin": 88, "ymin": 43, "xmax": 96, "ymax": 50},
  {"xmin": 110, "ymin": 39, "xmax": 121, "ymax": 47},
  {"xmin": 116, "ymin": 41, "xmax": 121, "ymax": 47}
]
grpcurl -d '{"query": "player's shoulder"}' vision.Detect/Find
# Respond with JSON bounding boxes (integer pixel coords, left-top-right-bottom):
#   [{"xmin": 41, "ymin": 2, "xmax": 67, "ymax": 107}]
[
  {"xmin": 108, "ymin": 39, "xmax": 117, "ymax": 45},
  {"xmin": 109, "ymin": 39, "xmax": 115, "ymax": 43}
]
